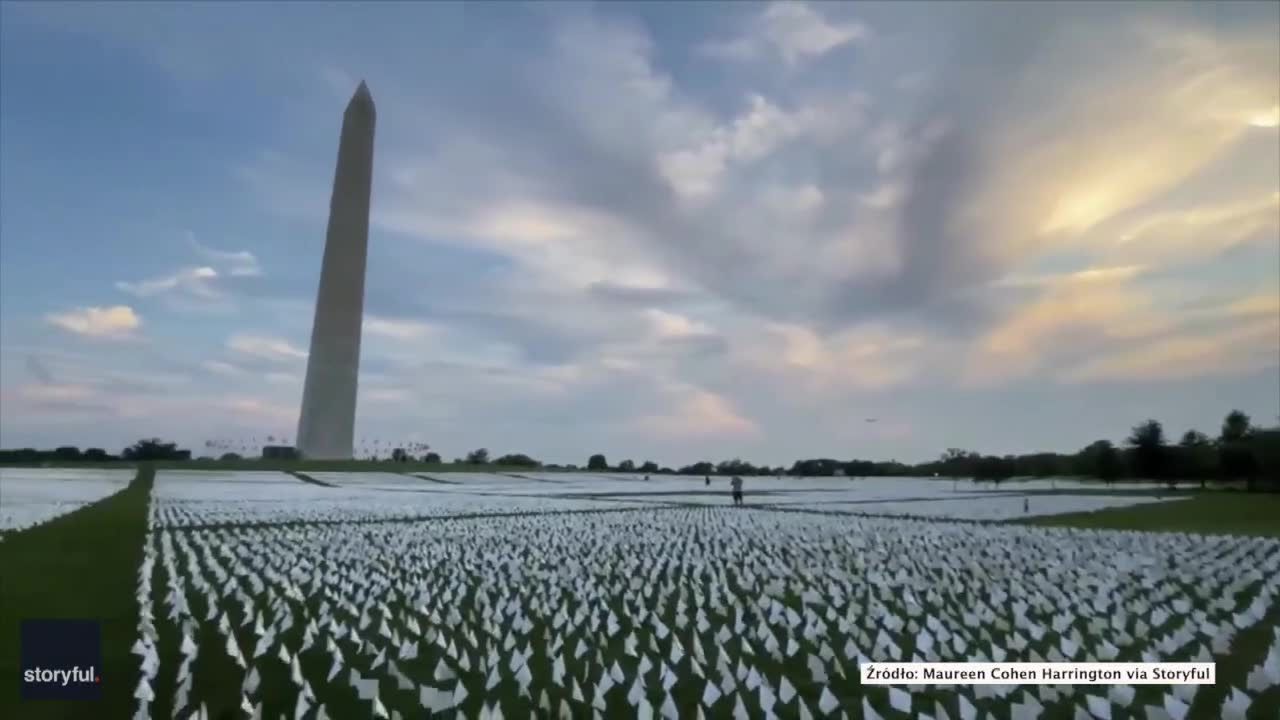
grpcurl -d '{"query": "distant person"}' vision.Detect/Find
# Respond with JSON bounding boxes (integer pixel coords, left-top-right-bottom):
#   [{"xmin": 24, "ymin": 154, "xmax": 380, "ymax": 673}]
[
  {"xmin": 644, "ymin": 474, "xmax": 650, "ymax": 482},
  {"xmin": 731, "ymin": 475, "xmax": 744, "ymax": 506},
  {"xmin": 1024, "ymin": 497, "xmax": 1030, "ymax": 514},
  {"xmin": 705, "ymin": 475, "xmax": 710, "ymax": 487}
]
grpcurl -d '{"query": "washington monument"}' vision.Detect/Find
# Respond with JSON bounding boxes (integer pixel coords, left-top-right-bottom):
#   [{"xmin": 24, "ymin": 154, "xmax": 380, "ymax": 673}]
[{"xmin": 296, "ymin": 81, "xmax": 375, "ymax": 459}]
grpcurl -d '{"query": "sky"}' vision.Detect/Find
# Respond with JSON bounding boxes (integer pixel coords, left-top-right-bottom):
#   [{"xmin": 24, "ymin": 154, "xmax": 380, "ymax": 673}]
[{"xmin": 1, "ymin": 1, "xmax": 1277, "ymax": 466}]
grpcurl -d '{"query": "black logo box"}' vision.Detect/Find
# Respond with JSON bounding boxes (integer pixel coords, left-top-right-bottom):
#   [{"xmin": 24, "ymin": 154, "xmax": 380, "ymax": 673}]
[{"xmin": 20, "ymin": 619, "xmax": 103, "ymax": 701}]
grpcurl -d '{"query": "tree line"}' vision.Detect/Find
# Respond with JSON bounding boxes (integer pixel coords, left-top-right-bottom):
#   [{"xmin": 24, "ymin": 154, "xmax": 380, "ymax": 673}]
[{"xmin": 2, "ymin": 409, "xmax": 1276, "ymax": 492}]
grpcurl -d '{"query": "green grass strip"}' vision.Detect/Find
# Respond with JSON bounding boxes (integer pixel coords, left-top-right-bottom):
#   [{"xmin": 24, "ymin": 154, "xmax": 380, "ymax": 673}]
[
  {"xmin": 0, "ymin": 466, "xmax": 153, "ymax": 719},
  {"xmin": 1023, "ymin": 492, "xmax": 1280, "ymax": 538}
]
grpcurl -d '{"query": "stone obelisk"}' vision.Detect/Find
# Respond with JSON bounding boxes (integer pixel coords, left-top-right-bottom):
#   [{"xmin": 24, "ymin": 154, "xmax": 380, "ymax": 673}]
[{"xmin": 296, "ymin": 81, "xmax": 375, "ymax": 459}]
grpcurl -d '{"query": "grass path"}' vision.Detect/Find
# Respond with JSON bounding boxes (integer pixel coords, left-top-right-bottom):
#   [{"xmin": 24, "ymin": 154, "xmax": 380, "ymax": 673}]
[{"xmin": 0, "ymin": 466, "xmax": 153, "ymax": 719}]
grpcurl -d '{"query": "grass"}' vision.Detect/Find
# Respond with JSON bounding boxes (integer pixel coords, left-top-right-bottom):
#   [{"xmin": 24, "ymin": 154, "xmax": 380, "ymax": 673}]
[
  {"xmin": 4, "ymin": 466, "xmax": 1278, "ymax": 719},
  {"xmin": 1022, "ymin": 491, "xmax": 1280, "ymax": 537},
  {"xmin": 144, "ymin": 504, "xmax": 1280, "ymax": 720},
  {"xmin": 0, "ymin": 466, "xmax": 153, "ymax": 719}
]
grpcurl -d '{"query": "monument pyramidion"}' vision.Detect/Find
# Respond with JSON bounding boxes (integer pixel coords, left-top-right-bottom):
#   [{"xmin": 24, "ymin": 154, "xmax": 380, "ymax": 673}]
[{"xmin": 296, "ymin": 82, "xmax": 375, "ymax": 460}]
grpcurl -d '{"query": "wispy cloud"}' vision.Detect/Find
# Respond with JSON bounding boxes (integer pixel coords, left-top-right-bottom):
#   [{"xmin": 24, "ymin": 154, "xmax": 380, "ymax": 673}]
[
  {"xmin": 116, "ymin": 266, "xmax": 219, "ymax": 298},
  {"xmin": 226, "ymin": 334, "xmax": 307, "ymax": 362},
  {"xmin": 201, "ymin": 360, "xmax": 242, "ymax": 376},
  {"xmin": 363, "ymin": 316, "xmax": 435, "ymax": 341},
  {"xmin": 1060, "ymin": 315, "xmax": 1280, "ymax": 384},
  {"xmin": 187, "ymin": 231, "xmax": 263, "ymax": 277}
]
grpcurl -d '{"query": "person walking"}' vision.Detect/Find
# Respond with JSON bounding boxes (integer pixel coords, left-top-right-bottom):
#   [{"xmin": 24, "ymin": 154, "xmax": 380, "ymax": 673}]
[
  {"xmin": 704, "ymin": 475, "xmax": 710, "ymax": 487},
  {"xmin": 731, "ymin": 475, "xmax": 744, "ymax": 506}
]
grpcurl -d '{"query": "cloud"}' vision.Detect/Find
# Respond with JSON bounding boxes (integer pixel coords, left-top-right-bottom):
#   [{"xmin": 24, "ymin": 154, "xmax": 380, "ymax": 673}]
[
  {"xmin": 187, "ymin": 232, "xmax": 263, "ymax": 277},
  {"xmin": 226, "ymin": 334, "xmax": 307, "ymax": 362},
  {"xmin": 214, "ymin": 397, "xmax": 297, "ymax": 425},
  {"xmin": 264, "ymin": 372, "xmax": 300, "ymax": 386},
  {"xmin": 961, "ymin": 272, "xmax": 1168, "ymax": 387},
  {"xmin": 116, "ymin": 266, "xmax": 220, "ymax": 298},
  {"xmin": 13, "ymin": 3, "xmax": 1275, "ymax": 462},
  {"xmin": 585, "ymin": 282, "xmax": 694, "ymax": 307},
  {"xmin": 4, "ymin": 383, "xmax": 119, "ymax": 418},
  {"xmin": 111, "ymin": 232, "xmax": 264, "ymax": 313},
  {"xmin": 702, "ymin": 2, "xmax": 869, "ymax": 66},
  {"xmin": 991, "ymin": 265, "xmax": 1149, "ymax": 290},
  {"xmin": 1060, "ymin": 314, "xmax": 1279, "ymax": 384},
  {"xmin": 658, "ymin": 94, "xmax": 823, "ymax": 201},
  {"xmin": 201, "ymin": 360, "xmax": 242, "ymax": 376},
  {"xmin": 18, "ymin": 383, "xmax": 98, "ymax": 403},
  {"xmin": 1224, "ymin": 292, "xmax": 1280, "ymax": 319},
  {"xmin": 737, "ymin": 322, "xmax": 931, "ymax": 395},
  {"xmin": 645, "ymin": 309, "xmax": 714, "ymax": 340},
  {"xmin": 821, "ymin": 14, "xmax": 1278, "ymax": 328},
  {"xmin": 1105, "ymin": 192, "xmax": 1280, "ymax": 266},
  {"xmin": 45, "ymin": 306, "xmax": 142, "ymax": 339},
  {"xmin": 363, "ymin": 315, "xmax": 436, "ymax": 341},
  {"xmin": 636, "ymin": 386, "xmax": 759, "ymax": 438}
]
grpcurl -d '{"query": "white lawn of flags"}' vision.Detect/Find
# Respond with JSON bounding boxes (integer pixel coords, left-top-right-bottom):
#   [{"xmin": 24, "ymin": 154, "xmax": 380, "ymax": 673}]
[
  {"xmin": 0, "ymin": 467, "xmax": 134, "ymax": 535},
  {"xmin": 131, "ymin": 470, "xmax": 1280, "ymax": 719}
]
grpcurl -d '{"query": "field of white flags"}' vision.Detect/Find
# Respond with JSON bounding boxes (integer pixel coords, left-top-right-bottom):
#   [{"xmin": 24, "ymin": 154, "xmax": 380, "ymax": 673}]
[
  {"xmin": 131, "ymin": 470, "xmax": 1280, "ymax": 719},
  {"xmin": 0, "ymin": 466, "xmax": 134, "ymax": 536}
]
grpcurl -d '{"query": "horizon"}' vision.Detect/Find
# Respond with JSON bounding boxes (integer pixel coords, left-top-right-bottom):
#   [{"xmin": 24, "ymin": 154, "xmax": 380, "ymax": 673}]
[{"xmin": 1, "ymin": 2, "xmax": 1278, "ymax": 467}]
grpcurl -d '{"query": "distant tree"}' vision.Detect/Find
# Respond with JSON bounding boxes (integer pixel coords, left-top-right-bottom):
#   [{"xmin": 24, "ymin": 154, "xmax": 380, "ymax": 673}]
[
  {"xmin": 972, "ymin": 455, "xmax": 1016, "ymax": 485},
  {"xmin": 1073, "ymin": 440, "xmax": 1123, "ymax": 485},
  {"xmin": 391, "ymin": 448, "xmax": 408, "ymax": 463},
  {"xmin": 639, "ymin": 461, "xmax": 659, "ymax": 473},
  {"xmin": 0, "ymin": 448, "xmax": 39, "ymax": 463},
  {"xmin": 1177, "ymin": 430, "xmax": 1215, "ymax": 489},
  {"xmin": 844, "ymin": 460, "xmax": 879, "ymax": 478},
  {"xmin": 678, "ymin": 461, "xmax": 715, "ymax": 475},
  {"xmin": 1219, "ymin": 410, "xmax": 1259, "ymax": 490},
  {"xmin": 789, "ymin": 458, "xmax": 842, "ymax": 476},
  {"xmin": 1249, "ymin": 427, "xmax": 1280, "ymax": 493},
  {"xmin": 122, "ymin": 438, "xmax": 189, "ymax": 462},
  {"xmin": 52, "ymin": 446, "xmax": 82, "ymax": 461},
  {"xmin": 617, "ymin": 459, "xmax": 636, "ymax": 472},
  {"xmin": 494, "ymin": 453, "xmax": 541, "ymax": 468},
  {"xmin": 219, "ymin": 452, "xmax": 243, "ymax": 462},
  {"xmin": 658, "ymin": 467, "xmax": 675, "ymax": 474},
  {"xmin": 423, "ymin": 452, "xmax": 442, "ymax": 464},
  {"xmin": 937, "ymin": 449, "xmax": 978, "ymax": 482},
  {"xmin": 713, "ymin": 458, "xmax": 751, "ymax": 475},
  {"xmin": 83, "ymin": 448, "xmax": 110, "ymax": 461},
  {"xmin": 1126, "ymin": 420, "xmax": 1168, "ymax": 481},
  {"xmin": 1016, "ymin": 452, "xmax": 1066, "ymax": 478},
  {"xmin": 1221, "ymin": 410, "xmax": 1253, "ymax": 443},
  {"xmin": 587, "ymin": 454, "xmax": 609, "ymax": 471},
  {"xmin": 465, "ymin": 448, "xmax": 490, "ymax": 465}
]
